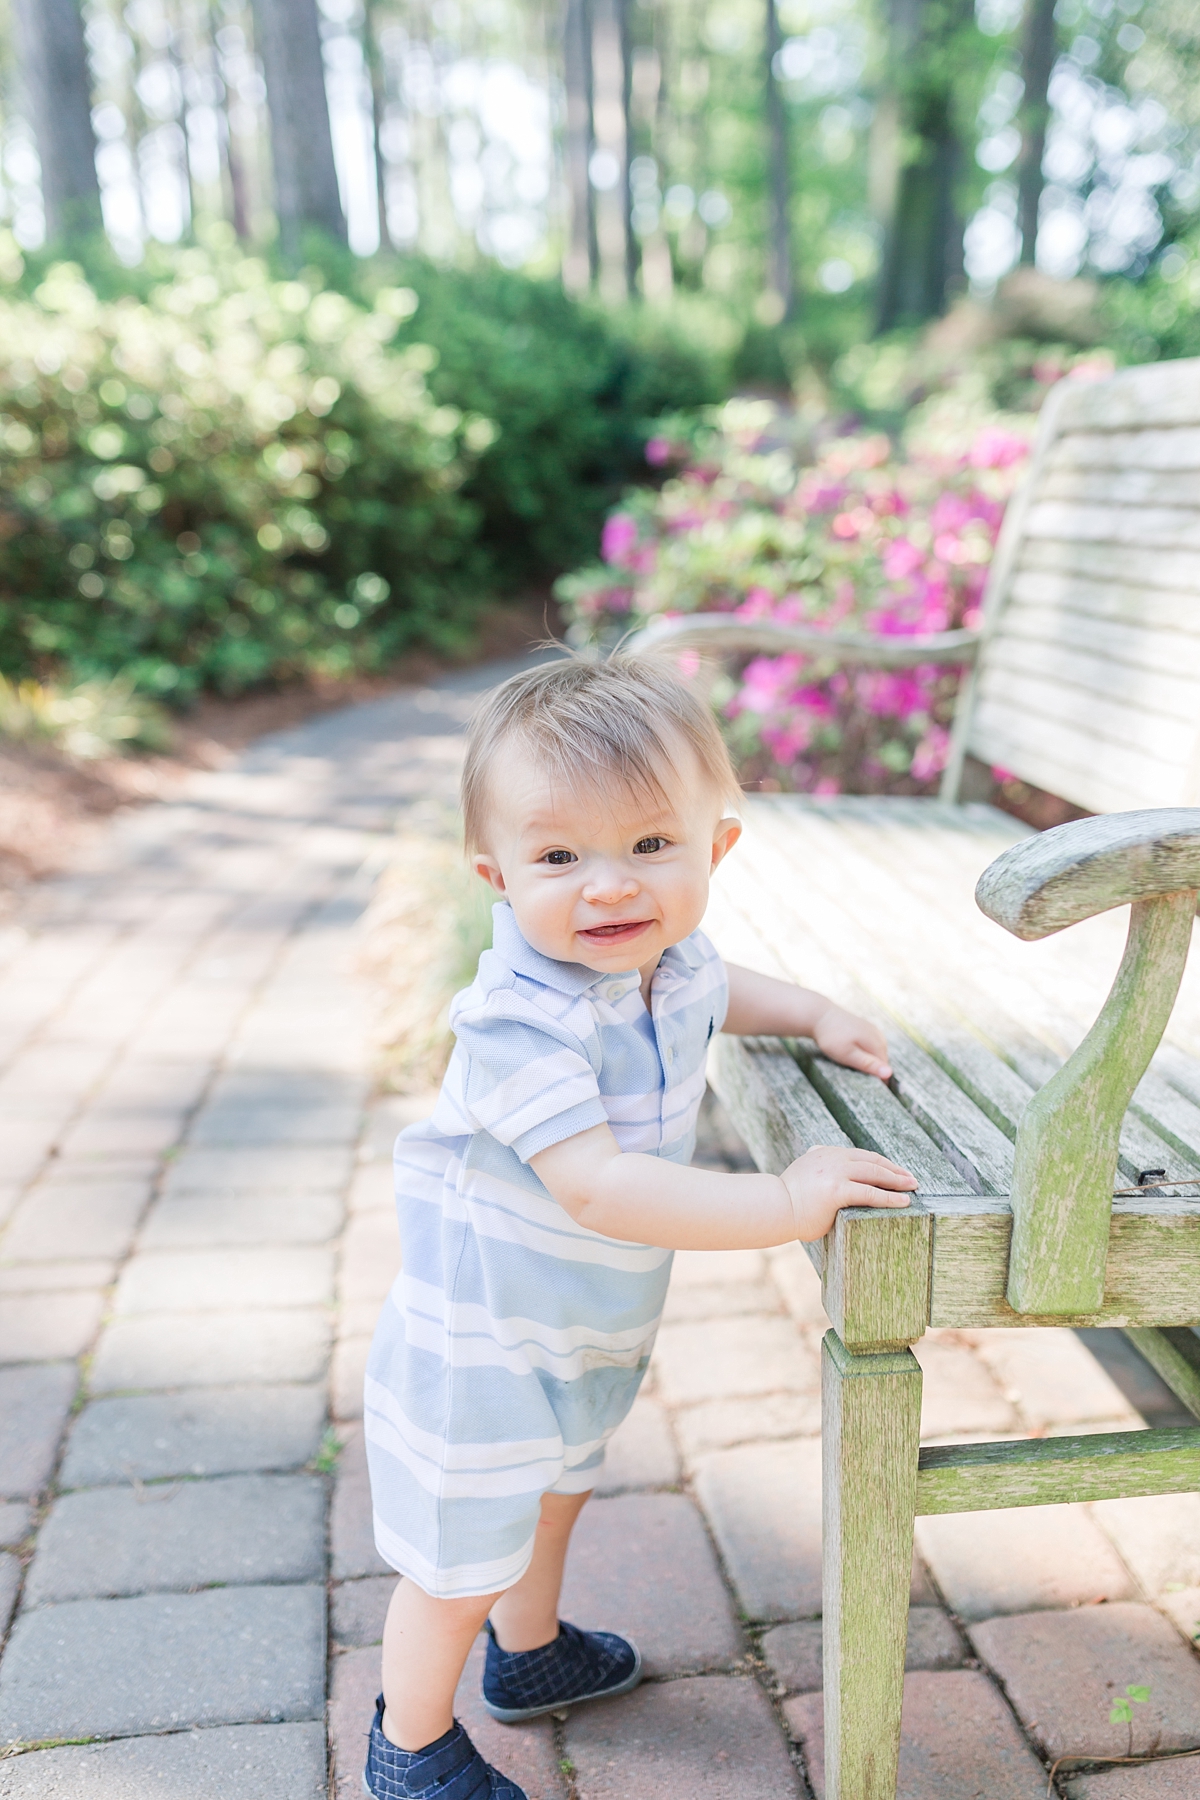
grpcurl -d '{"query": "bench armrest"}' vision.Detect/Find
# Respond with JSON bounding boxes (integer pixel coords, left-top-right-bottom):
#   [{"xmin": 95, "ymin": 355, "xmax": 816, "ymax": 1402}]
[
  {"xmin": 627, "ymin": 612, "xmax": 980, "ymax": 670},
  {"xmin": 974, "ymin": 807, "xmax": 1200, "ymax": 1317},
  {"xmin": 976, "ymin": 809, "xmax": 1200, "ymax": 941}
]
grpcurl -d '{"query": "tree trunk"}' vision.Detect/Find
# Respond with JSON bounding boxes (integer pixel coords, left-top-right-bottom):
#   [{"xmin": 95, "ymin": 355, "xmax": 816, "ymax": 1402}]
[
  {"xmin": 764, "ymin": 0, "xmax": 795, "ymax": 316},
  {"xmin": 363, "ymin": 0, "xmax": 393, "ymax": 253},
  {"xmin": 1016, "ymin": 0, "xmax": 1057, "ymax": 265},
  {"xmin": 563, "ymin": 0, "xmax": 598, "ymax": 288},
  {"xmin": 875, "ymin": 0, "xmax": 970, "ymax": 331},
  {"xmin": 250, "ymin": 0, "xmax": 346, "ymax": 255},
  {"xmin": 11, "ymin": 0, "xmax": 102, "ymax": 242},
  {"xmin": 619, "ymin": 0, "xmax": 637, "ymax": 298}
]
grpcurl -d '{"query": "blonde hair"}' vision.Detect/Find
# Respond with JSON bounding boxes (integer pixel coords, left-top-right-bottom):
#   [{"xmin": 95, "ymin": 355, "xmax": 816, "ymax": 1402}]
[{"xmin": 461, "ymin": 653, "xmax": 742, "ymax": 852}]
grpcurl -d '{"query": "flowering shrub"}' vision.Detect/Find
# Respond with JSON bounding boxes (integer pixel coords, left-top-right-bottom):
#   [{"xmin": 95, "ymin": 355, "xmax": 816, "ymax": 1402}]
[
  {"xmin": 556, "ymin": 399, "xmax": 1031, "ymax": 794},
  {"xmin": 0, "ymin": 241, "xmax": 492, "ymax": 696}
]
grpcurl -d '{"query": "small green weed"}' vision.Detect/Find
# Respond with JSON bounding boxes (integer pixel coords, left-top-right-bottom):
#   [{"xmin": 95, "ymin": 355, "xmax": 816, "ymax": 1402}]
[{"xmin": 311, "ymin": 1429, "xmax": 344, "ymax": 1476}]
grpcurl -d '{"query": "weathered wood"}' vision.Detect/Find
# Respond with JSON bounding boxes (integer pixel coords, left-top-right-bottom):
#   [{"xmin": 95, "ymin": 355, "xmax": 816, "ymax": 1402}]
[
  {"xmin": 972, "ymin": 671, "xmax": 1199, "ymax": 790},
  {"xmin": 915, "ymin": 1426, "xmax": 1200, "ymax": 1514},
  {"xmin": 1052, "ymin": 356, "xmax": 1200, "ymax": 431},
  {"xmin": 940, "ymin": 375, "xmax": 1074, "ymax": 803},
  {"xmin": 1046, "ymin": 425, "xmax": 1200, "ymax": 473},
  {"xmin": 706, "ymin": 1033, "xmax": 847, "ymax": 1284},
  {"xmin": 1008, "ymin": 568, "xmax": 1200, "ymax": 637},
  {"xmin": 975, "ymin": 810, "xmax": 1200, "ymax": 941},
  {"xmin": 793, "ymin": 1043, "xmax": 969, "ymax": 1196},
  {"xmin": 926, "ymin": 1194, "xmax": 1200, "ymax": 1329},
  {"xmin": 1004, "ymin": 894, "xmax": 1197, "ymax": 1314},
  {"xmin": 1017, "ymin": 532, "xmax": 1200, "ymax": 596},
  {"xmin": 822, "ymin": 1204, "xmax": 932, "ymax": 1351},
  {"xmin": 822, "ymin": 1331, "xmax": 922, "ymax": 1800},
  {"xmin": 1039, "ymin": 464, "xmax": 1200, "ymax": 508},
  {"xmin": 630, "ymin": 612, "xmax": 979, "ymax": 667},
  {"xmin": 707, "ymin": 1034, "xmax": 850, "ymax": 1175},
  {"xmin": 737, "ymin": 800, "xmax": 1198, "ymax": 1186},
  {"xmin": 985, "ymin": 634, "xmax": 1200, "ymax": 725},
  {"xmin": 714, "ymin": 819, "xmax": 1020, "ymax": 1190},
  {"xmin": 1124, "ymin": 1327, "xmax": 1200, "ymax": 1421},
  {"xmin": 707, "ymin": 1034, "xmax": 934, "ymax": 1345},
  {"xmin": 1025, "ymin": 501, "xmax": 1200, "ymax": 553}
]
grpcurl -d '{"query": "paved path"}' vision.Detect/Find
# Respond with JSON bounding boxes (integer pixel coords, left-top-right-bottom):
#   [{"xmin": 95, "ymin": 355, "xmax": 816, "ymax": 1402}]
[{"xmin": 2, "ymin": 665, "xmax": 1200, "ymax": 1799}]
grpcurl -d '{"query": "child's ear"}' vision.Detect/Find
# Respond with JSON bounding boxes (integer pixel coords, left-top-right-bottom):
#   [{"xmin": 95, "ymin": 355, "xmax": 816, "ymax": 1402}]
[
  {"xmin": 472, "ymin": 852, "xmax": 508, "ymax": 895},
  {"xmin": 711, "ymin": 817, "xmax": 742, "ymax": 871}
]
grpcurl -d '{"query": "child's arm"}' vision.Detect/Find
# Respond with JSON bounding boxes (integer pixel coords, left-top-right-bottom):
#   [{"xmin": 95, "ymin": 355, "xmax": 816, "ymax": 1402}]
[
  {"xmin": 723, "ymin": 961, "xmax": 892, "ymax": 1081},
  {"xmin": 530, "ymin": 1124, "xmax": 916, "ymax": 1250}
]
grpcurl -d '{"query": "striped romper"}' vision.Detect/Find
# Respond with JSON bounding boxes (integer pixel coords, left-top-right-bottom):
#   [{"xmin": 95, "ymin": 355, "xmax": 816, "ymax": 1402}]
[{"xmin": 364, "ymin": 901, "xmax": 727, "ymax": 1599}]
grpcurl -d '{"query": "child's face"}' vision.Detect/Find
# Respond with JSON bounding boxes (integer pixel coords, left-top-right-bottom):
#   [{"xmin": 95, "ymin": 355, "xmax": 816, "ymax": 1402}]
[{"xmin": 472, "ymin": 735, "xmax": 741, "ymax": 979}]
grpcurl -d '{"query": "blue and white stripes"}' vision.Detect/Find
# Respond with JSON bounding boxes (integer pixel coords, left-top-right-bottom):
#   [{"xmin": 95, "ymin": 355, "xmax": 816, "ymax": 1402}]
[{"xmin": 364, "ymin": 902, "xmax": 726, "ymax": 1598}]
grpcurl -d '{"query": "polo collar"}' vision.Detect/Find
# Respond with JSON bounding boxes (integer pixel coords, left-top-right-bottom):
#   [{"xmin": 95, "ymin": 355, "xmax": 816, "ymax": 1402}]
[{"xmin": 491, "ymin": 902, "xmax": 698, "ymax": 1001}]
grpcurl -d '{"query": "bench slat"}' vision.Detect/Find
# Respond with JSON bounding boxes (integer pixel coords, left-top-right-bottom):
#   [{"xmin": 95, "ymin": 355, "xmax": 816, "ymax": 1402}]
[
  {"xmin": 971, "ymin": 699, "xmax": 1194, "ymax": 811},
  {"xmin": 799, "ymin": 802, "xmax": 1200, "ymax": 1173},
  {"xmin": 1009, "ymin": 568, "xmax": 1200, "ymax": 638},
  {"xmin": 730, "ymin": 801, "xmax": 1200, "ymax": 1183},
  {"xmin": 1056, "ymin": 358, "xmax": 1200, "ymax": 431},
  {"xmin": 983, "ymin": 639, "xmax": 1200, "ymax": 731},
  {"xmin": 717, "ymin": 823, "xmax": 1022, "ymax": 1189},
  {"xmin": 992, "ymin": 608, "xmax": 1200, "ymax": 695},
  {"xmin": 1048, "ymin": 425, "xmax": 1200, "ymax": 472},
  {"xmin": 1025, "ymin": 500, "xmax": 1200, "ymax": 553},
  {"xmin": 1017, "ymin": 533, "xmax": 1200, "ymax": 595},
  {"xmin": 1039, "ymin": 465, "xmax": 1200, "ymax": 507}
]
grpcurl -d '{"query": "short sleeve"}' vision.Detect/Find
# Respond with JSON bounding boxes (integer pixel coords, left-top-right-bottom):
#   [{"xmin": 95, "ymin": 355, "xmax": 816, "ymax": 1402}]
[{"xmin": 454, "ymin": 999, "xmax": 609, "ymax": 1162}]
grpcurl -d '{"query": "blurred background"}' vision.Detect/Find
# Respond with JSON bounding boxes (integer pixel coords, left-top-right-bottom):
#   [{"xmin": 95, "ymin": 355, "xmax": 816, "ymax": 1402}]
[{"xmin": 0, "ymin": 0, "xmax": 1195, "ymax": 867}]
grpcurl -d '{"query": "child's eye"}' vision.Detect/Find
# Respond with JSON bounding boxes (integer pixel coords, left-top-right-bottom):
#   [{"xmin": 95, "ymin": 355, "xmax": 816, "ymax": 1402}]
[
  {"xmin": 634, "ymin": 836, "xmax": 669, "ymax": 855},
  {"xmin": 542, "ymin": 849, "xmax": 577, "ymax": 865}
]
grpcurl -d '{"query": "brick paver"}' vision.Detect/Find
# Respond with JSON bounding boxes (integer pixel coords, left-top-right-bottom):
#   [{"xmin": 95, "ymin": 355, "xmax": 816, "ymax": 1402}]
[
  {"xmin": 971, "ymin": 1602, "xmax": 1200, "ymax": 1760},
  {"xmin": 4, "ymin": 654, "xmax": 1200, "ymax": 1797},
  {"xmin": 786, "ymin": 1669, "xmax": 1048, "ymax": 1798}
]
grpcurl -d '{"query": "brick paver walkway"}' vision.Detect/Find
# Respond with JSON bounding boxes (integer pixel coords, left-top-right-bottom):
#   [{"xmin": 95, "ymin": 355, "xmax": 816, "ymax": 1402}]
[{"xmin": 3, "ymin": 662, "xmax": 1200, "ymax": 1799}]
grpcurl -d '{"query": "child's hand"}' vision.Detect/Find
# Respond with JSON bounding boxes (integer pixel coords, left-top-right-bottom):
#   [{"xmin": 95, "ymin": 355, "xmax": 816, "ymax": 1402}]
[
  {"xmin": 780, "ymin": 1145, "xmax": 917, "ymax": 1241},
  {"xmin": 813, "ymin": 1003, "xmax": 892, "ymax": 1081}
]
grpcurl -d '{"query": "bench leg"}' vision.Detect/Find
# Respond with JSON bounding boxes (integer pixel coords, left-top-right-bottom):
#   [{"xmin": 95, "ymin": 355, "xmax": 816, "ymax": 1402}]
[{"xmin": 821, "ymin": 1330, "xmax": 923, "ymax": 1800}]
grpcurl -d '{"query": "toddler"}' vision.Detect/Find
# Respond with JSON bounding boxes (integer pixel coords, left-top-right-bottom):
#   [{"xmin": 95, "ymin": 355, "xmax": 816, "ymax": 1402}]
[{"xmin": 362, "ymin": 654, "xmax": 916, "ymax": 1799}]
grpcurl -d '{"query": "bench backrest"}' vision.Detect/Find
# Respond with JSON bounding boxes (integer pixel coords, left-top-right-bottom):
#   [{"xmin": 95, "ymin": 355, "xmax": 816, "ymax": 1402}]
[{"xmin": 964, "ymin": 358, "xmax": 1200, "ymax": 814}]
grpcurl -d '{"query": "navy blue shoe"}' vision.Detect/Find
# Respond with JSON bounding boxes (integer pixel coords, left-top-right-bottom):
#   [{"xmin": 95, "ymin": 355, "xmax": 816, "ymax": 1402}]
[
  {"xmin": 363, "ymin": 1697, "xmax": 527, "ymax": 1799},
  {"xmin": 482, "ymin": 1620, "xmax": 642, "ymax": 1722}
]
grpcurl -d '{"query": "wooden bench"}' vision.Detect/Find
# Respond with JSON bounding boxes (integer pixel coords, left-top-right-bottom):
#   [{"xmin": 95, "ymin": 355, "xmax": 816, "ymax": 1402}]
[{"xmin": 633, "ymin": 357, "xmax": 1200, "ymax": 1799}]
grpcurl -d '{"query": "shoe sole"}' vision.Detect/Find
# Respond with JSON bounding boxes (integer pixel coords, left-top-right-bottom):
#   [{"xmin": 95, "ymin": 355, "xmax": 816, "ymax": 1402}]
[{"xmin": 481, "ymin": 1640, "xmax": 643, "ymax": 1723}]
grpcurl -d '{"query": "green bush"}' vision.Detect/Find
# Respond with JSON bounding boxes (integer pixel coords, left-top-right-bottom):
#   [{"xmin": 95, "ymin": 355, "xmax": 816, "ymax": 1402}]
[
  {"xmin": 0, "ymin": 235, "xmax": 740, "ymax": 695},
  {"xmin": 356, "ymin": 260, "xmax": 736, "ymax": 580},
  {"xmin": 0, "ymin": 244, "xmax": 493, "ymax": 696}
]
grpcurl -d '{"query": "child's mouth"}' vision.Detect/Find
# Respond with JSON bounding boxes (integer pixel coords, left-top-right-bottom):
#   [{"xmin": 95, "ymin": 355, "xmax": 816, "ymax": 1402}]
[{"xmin": 578, "ymin": 920, "xmax": 652, "ymax": 945}]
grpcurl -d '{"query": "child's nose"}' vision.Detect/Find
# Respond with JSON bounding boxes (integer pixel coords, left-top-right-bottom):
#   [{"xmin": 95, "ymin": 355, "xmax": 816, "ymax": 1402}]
[{"xmin": 582, "ymin": 866, "xmax": 639, "ymax": 903}]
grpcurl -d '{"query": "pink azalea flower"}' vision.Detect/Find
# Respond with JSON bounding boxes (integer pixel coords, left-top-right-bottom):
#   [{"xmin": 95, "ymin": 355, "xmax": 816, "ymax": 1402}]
[
  {"xmin": 645, "ymin": 436, "xmax": 672, "ymax": 466},
  {"xmin": 601, "ymin": 512, "xmax": 640, "ymax": 567},
  {"xmin": 912, "ymin": 726, "xmax": 950, "ymax": 782},
  {"xmin": 883, "ymin": 538, "xmax": 924, "ymax": 580},
  {"xmin": 968, "ymin": 427, "xmax": 1029, "ymax": 470}
]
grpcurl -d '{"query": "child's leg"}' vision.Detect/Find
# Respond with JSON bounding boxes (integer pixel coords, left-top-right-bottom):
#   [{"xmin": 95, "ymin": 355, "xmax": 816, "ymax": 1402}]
[
  {"xmin": 489, "ymin": 1490, "xmax": 592, "ymax": 1651},
  {"xmin": 381, "ymin": 1580, "xmax": 500, "ymax": 1749},
  {"xmin": 380, "ymin": 1490, "xmax": 592, "ymax": 1749}
]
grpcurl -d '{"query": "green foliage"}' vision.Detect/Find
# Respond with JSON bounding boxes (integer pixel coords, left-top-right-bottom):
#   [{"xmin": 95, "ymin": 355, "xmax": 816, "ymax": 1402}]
[
  {"xmin": 1101, "ymin": 235, "xmax": 1200, "ymax": 363},
  {"xmin": 0, "ymin": 242, "xmax": 490, "ymax": 696},
  {"xmin": 355, "ymin": 258, "xmax": 737, "ymax": 579},
  {"xmin": 0, "ymin": 233, "xmax": 741, "ymax": 695}
]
